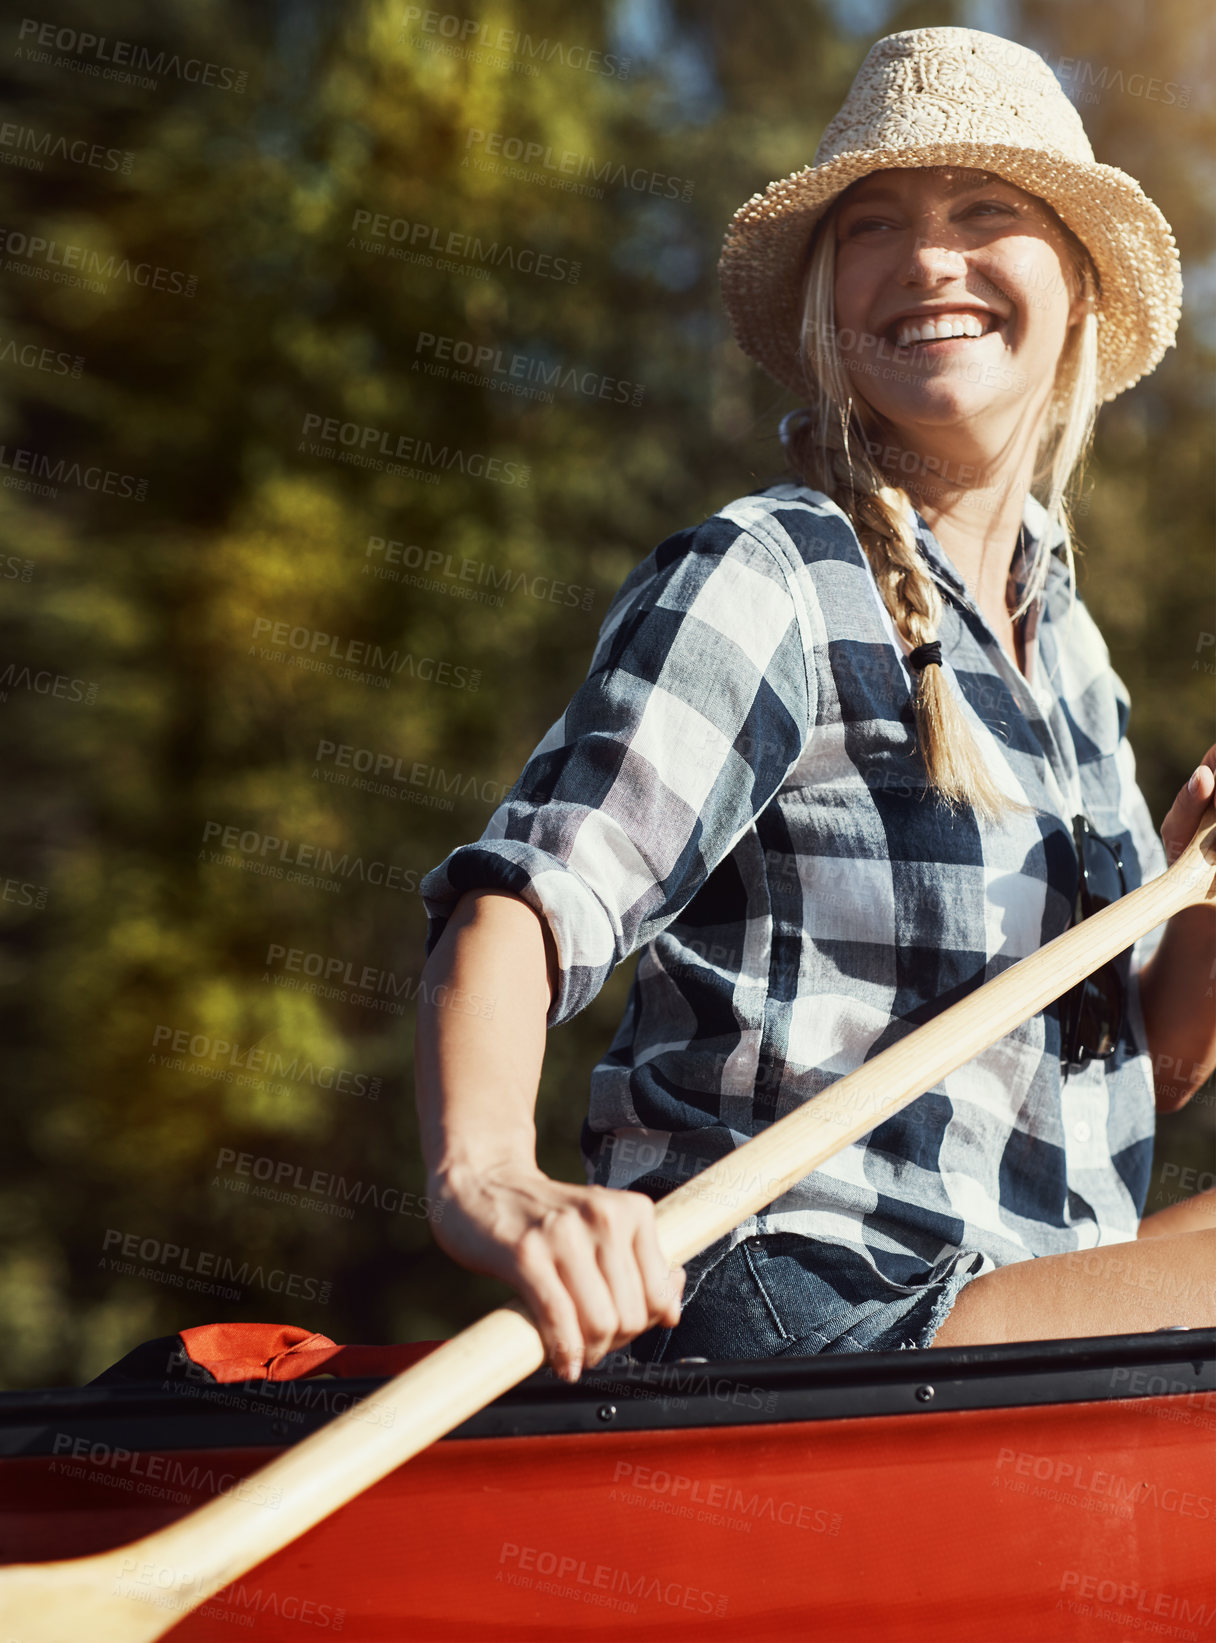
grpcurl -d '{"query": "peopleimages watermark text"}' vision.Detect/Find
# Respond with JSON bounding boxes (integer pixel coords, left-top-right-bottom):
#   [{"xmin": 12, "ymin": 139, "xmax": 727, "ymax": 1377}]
[
  {"xmin": 415, "ymin": 331, "xmax": 644, "ymax": 408},
  {"xmin": 100, "ymin": 1228, "xmax": 331, "ymax": 1305},
  {"xmin": 402, "ymin": 8, "xmax": 630, "ymax": 79},
  {"xmin": 199, "ymin": 819, "xmax": 419, "ymax": 895},
  {"xmin": 15, "ymin": 18, "xmax": 247, "ymax": 92},
  {"xmin": 365, "ymin": 536, "xmax": 596, "ymax": 609},
  {"xmin": 250, "ymin": 616, "xmax": 480, "ymax": 691},
  {"xmin": 150, "ymin": 1023, "xmax": 380, "ymax": 1101},
  {"xmin": 350, "ymin": 209, "xmax": 578, "ymax": 285}
]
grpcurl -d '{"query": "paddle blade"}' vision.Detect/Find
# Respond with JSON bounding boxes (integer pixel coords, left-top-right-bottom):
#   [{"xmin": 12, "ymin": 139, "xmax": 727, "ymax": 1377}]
[{"xmin": 0, "ymin": 1551, "xmax": 213, "ymax": 1643}]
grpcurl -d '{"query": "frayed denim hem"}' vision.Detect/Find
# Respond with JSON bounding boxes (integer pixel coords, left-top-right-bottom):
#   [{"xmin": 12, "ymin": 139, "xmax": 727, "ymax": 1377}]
[{"xmin": 905, "ymin": 1256, "xmax": 987, "ymax": 1350}]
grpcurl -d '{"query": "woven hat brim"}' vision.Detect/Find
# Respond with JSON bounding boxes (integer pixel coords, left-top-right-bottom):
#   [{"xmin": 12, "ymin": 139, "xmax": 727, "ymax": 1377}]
[{"xmin": 719, "ymin": 143, "xmax": 1182, "ymax": 405}]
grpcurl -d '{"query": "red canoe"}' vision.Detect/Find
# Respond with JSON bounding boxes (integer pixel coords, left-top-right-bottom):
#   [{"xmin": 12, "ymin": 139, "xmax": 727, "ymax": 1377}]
[{"xmin": 2, "ymin": 1325, "xmax": 1214, "ymax": 1641}]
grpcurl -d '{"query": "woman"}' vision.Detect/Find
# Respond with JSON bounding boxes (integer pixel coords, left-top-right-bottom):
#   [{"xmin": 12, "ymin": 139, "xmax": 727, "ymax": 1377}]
[{"xmin": 414, "ymin": 27, "xmax": 1216, "ymax": 1382}]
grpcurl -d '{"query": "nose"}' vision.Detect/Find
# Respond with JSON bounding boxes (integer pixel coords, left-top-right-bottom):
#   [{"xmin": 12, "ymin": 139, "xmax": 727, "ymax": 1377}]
[{"xmin": 898, "ymin": 225, "xmax": 967, "ymax": 287}]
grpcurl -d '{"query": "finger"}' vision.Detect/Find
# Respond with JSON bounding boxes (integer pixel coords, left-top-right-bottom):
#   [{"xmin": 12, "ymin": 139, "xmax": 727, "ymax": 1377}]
[
  {"xmin": 1162, "ymin": 763, "xmax": 1216, "ymax": 862},
  {"xmin": 639, "ymin": 1248, "xmax": 686, "ymax": 1331},
  {"xmin": 546, "ymin": 1211, "xmax": 622, "ymax": 1373},
  {"xmin": 1163, "ymin": 777, "xmax": 1209, "ymax": 836},
  {"xmin": 1186, "ymin": 763, "xmax": 1216, "ymax": 801},
  {"xmin": 513, "ymin": 1229, "xmax": 588, "ymax": 1384},
  {"xmin": 627, "ymin": 1197, "xmax": 686, "ymax": 1327},
  {"xmin": 591, "ymin": 1209, "xmax": 653, "ymax": 1349}
]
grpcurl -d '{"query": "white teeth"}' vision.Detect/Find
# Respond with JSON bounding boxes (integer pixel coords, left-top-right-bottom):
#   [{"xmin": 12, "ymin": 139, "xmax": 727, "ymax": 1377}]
[{"xmin": 895, "ymin": 313, "xmax": 991, "ymax": 347}]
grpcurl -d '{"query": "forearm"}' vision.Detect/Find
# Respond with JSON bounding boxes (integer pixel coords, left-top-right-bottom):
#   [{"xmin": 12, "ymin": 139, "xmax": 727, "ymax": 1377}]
[
  {"xmin": 413, "ymin": 889, "xmax": 681, "ymax": 1380},
  {"xmin": 1138, "ymin": 905, "xmax": 1216, "ymax": 1111},
  {"xmin": 414, "ymin": 888, "xmax": 558, "ymax": 1188}
]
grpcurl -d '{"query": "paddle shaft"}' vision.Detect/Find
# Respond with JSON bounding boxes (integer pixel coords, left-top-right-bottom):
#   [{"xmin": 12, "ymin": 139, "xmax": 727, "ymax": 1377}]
[
  {"xmin": 654, "ymin": 820, "xmax": 1215, "ymax": 1264},
  {"xmin": 4, "ymin": 810, "xmax": 1213, "ymax": 1643}
]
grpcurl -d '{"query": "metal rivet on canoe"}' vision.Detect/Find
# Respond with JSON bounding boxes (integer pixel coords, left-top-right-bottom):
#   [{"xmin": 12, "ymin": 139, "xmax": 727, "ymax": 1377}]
[
  {"xmin": 596, "ymin": 1404, "xmax": 618, "ymax": 1423},
  {"xmin": 915, "ymin": 1385, "xmax": 935, "ymax": 1403}
]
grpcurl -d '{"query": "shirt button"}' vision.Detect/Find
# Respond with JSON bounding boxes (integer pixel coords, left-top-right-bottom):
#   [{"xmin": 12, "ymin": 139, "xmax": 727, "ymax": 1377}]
[{"xmin": 1072, "ymin": 1121, "xmax": 1091, "ymax": 1143}]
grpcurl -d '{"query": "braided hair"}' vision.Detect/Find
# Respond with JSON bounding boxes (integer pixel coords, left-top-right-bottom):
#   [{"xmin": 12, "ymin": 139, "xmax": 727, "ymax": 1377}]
[{"xmin": 780, "ymin": 198, "xmax": 1099, "ymax": 821}]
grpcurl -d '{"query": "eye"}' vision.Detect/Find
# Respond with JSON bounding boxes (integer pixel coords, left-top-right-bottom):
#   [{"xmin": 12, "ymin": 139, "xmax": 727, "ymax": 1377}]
[
  {"xmin": 839, "ymin": 215, "xmax": 895, "ymax": 238},
  {"xmin": 962, "ymin": 200, "xmax": 1019, "ymax": 219}
]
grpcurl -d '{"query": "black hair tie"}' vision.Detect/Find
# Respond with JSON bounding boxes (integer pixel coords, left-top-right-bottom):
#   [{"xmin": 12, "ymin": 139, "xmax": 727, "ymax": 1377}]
[{"xmin": 908, "ymin": 640, "xmax": 943, "ymax": 672}]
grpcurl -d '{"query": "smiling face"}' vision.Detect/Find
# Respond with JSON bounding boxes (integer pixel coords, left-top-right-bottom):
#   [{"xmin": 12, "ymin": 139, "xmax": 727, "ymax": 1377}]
[{"xmin": 830, "ymin": 167, "xmax": 1089, "ymax": 458}]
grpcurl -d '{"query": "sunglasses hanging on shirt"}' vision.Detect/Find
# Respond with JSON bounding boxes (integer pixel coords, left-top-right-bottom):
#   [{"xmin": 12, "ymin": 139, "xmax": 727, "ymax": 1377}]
[{"xmin": 1058, "ymin": 815, "xmax": 1130, "ymax": 1071}]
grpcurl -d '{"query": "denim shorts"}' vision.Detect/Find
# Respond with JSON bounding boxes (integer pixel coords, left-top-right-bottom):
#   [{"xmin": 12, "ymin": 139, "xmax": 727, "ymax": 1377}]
[{"xmin": 630, "ymin": 1234, "xmax": 986, "ymax": 1363}]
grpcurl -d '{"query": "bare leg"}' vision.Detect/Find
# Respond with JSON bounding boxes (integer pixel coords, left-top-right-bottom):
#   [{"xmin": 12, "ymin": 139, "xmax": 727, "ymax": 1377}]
[
  {"xmin": 1137, "ymin": 1186, "xmax": 1216, "ymax": 1239},
  {"xmin": 929, "ymin": 1225, "xmax": 1216, "ymax": 1348}
]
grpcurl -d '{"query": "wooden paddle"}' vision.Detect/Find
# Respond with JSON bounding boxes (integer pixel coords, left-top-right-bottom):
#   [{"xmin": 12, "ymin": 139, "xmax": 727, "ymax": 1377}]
[{"xmin": 3, "ymin": 807, "xmax": 1214, "ymax": 1643}]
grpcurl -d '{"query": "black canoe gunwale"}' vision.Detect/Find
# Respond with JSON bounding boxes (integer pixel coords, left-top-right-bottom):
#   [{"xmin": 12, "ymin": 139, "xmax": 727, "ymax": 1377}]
[{"xmin": 0, "ymin": 1329, "xmax": 1212, "ymax": 1456}]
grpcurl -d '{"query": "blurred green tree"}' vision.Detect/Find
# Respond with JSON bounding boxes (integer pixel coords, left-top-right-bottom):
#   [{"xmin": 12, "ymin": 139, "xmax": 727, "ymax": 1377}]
[{"xmin": 0, "ymin": 0, "xmax": 1209, "ymax": 1386}]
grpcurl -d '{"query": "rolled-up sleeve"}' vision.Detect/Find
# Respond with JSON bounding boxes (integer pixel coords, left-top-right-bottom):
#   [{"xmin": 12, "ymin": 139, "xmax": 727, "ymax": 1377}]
[{"xmin": 419, "ymin": 514, "xmax": 815, "ymax": 1025}]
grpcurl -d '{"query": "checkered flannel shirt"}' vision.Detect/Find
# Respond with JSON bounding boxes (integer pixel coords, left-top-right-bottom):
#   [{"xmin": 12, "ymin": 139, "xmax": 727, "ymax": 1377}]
[{"xmin": 420, "ymin": 484, "xmax": 1166, "ymax": 1297}]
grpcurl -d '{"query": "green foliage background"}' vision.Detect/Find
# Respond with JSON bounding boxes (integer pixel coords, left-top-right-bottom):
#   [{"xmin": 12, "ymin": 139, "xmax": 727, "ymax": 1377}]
[{"xmin": 0, "ymin": 0, "xmax": 1211, "ymax": 1386}]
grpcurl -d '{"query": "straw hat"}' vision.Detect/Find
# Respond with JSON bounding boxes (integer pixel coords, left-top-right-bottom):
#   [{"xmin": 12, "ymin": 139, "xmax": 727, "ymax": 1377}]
[{"xmin": 718, "ymin": 27, "xmax": 1182, "ymax": 405}]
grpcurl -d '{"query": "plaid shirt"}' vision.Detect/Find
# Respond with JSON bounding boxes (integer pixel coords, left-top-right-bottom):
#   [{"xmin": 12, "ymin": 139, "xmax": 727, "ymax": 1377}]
[{"xmin": 420, "ymin": 484, "xmax": 1166, "ymax": 1304}]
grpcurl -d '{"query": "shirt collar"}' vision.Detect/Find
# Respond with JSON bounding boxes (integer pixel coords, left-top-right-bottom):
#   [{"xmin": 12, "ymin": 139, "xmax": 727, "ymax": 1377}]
[{"xmin": 908, "ymin": 492, "xmax": 1067, "ymax": 613}]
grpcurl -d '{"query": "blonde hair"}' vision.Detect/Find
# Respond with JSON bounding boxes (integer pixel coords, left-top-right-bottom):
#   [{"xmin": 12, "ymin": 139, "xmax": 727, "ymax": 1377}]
[{"xmin": 781, "ymin": 197, "xmax": 1100, "ymax": 820}]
